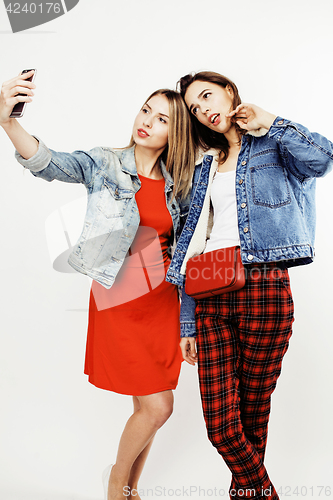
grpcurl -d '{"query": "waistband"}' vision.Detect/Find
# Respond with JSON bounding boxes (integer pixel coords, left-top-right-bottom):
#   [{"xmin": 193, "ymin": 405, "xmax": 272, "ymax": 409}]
[{"xmin": 244, "ymin": 261, "xmax": 287, "ymax": 270}]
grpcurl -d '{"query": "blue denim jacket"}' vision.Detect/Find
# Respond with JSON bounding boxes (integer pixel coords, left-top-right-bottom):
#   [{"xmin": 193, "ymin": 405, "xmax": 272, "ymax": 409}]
[
  {"xmin": 15, "ymin": 139, "xmax": 187, "ymax": 288},
  {"xmin": 165, "ymin": 116, "xmax": 333, "ymax": 337}
]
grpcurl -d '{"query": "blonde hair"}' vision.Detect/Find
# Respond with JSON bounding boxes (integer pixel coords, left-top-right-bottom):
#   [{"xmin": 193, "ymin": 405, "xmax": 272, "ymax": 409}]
[{"xmin": 129, "ymin": 89, "xmax": 195, "ymax": 200}]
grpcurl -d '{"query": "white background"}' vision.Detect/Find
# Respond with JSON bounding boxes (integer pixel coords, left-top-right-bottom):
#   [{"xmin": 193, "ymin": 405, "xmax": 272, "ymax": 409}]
[{"xmin": 1, "ymin": 1, "xmax": 333, "ymax": 499}]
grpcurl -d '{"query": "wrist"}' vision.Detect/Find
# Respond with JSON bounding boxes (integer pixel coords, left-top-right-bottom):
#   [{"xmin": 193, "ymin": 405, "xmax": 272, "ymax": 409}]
[
  {"xmin": 260, "ymin": 112, "xmax": 277, "ymax": 130},
  {"xmin": 1, "ymin": 118, "xmax": 17, "ymax": 132}
]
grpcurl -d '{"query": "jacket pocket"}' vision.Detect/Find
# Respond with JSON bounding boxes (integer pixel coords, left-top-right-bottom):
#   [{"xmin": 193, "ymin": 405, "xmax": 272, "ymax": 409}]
[
  {"xmin": 97, "ymin": 178, "xmax": 133, "ymax": 219},
  {"xmin": 250, "ymin": 164, "xmax": 291, "ymax": 208}
]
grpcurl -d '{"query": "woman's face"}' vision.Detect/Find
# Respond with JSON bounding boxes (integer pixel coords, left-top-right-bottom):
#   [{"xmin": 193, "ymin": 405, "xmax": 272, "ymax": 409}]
[
  {"xmin": 184, "ymin": 80, "xmax": 234, "ymax": 134},
  {"xmin": 133, "ymin": 94, "xmax": 169, "ymax": 153}
]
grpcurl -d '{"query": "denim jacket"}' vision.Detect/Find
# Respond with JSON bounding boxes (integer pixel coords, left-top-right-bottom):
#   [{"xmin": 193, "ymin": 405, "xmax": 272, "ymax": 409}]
[
  {"xmin": 15, "ymin": 139, "xmax": 188, "ymax": 288},
  {"xmin": 165, "ymin": 116, "xmax": 333, "ymax": 337}
]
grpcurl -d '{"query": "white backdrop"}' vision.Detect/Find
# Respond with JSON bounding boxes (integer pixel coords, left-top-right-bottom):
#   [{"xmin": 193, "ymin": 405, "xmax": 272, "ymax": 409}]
[{"xmin": 1, "ymin": 1, "xmax": 333, "ymax": 499}]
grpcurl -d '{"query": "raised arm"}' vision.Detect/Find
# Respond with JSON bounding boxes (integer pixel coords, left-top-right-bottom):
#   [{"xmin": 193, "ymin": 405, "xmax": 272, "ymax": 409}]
[
  {"xmin": 0, "ymin": 70, "xmax": 38, "ymax": 159},
  {"xmin": 1, "ymin": 71, "xmax": 104, "ymax": 186},
  {"xmin": 227, "ymin": 103, "xmax": 333, "ymax": 178}
]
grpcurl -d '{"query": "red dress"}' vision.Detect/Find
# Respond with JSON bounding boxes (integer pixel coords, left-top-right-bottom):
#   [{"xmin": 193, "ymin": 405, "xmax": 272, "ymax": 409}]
[{"xmin": 84, "ymin": 174, "xmax": 183, "ymax": 395}]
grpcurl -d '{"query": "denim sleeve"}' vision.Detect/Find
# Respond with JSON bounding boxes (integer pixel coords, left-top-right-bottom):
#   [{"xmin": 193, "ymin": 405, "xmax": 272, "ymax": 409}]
[
  {"xmin": 268, "ymin": 117, "xmax": 333, "ymax": 179},
  {"xmin": 180, "ymin": 287, "xmax": 197, "ymax": 338},
  {"xmin": 15, "ymin": 137, "xmax": 103, "ymax": 186},
  {"xmin": 176, "ymin": 189, "xmax": 191, "ymax": 240}
]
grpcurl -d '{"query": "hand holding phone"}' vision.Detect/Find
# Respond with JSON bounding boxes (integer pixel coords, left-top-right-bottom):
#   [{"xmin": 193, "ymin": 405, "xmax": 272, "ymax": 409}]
[{"xmin": 9, "ymin": 69, "xmax": 37, "ymax": 118}]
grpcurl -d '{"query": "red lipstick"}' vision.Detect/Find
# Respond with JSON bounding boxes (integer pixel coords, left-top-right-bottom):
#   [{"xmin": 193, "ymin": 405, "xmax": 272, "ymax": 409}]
[
  {"xmin": 137, "ymin": 128, "xmax": 150, "ymax": 138},
  {"xmin": 209, "ymin": 113, "xmax": 221, "ymax": 126}
]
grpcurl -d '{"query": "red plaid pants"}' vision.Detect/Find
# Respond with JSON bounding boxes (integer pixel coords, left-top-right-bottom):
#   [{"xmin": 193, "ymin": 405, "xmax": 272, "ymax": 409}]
[{"xmin": 195, "ymin": 263, "xmax": 294, "ymax": 500}]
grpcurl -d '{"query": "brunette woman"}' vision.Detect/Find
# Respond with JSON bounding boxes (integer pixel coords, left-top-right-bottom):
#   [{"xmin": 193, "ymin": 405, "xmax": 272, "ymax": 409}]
[
  {"xmin": 166, "ymin": 71, "xmax": 333, "ymax": 500},
  {"xmin": 0, "ymin": 70, "xmax": 195, "ymax": 500}
]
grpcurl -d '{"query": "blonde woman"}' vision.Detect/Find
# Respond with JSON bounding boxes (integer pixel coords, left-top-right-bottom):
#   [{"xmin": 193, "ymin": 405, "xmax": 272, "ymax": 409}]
[{"xmin": 0, "ymin": 70, "xmax": 195, "ymax": 500}]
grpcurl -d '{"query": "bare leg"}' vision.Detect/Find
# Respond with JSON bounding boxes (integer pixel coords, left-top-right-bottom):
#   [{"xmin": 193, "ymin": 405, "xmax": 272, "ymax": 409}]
[
  {"xmin": 108, "ymin": 390, "xmax": 173, "ymax": 500},
  {"xmin": 127, "ymin": 397, "xmax": 156, "ymax": 500}
]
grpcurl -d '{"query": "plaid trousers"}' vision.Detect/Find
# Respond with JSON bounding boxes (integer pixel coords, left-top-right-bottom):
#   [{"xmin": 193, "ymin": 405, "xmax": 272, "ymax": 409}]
[{"xmin": 195, "ymin": 263, "xmax": 294, "ymax": 500}]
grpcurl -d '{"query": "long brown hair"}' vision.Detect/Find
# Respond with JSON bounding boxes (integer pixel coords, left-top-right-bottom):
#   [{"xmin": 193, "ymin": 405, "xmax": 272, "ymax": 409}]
[
  {"xmin": 178, "ymin": 71, "xmax": 246, "ymax": 165},
  {"xmin": 128, "ymin": 89, "xmax": 195, "ymax": 200}
]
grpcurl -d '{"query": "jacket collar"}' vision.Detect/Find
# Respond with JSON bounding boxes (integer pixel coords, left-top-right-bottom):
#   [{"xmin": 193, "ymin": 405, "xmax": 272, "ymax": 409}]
[
  {"xmin": 196, "ymin": 148, "xmax": 220, "ymax": 165},
  {"xmin": 120, "ymin": 145, "xmax": 174, "ymax": 191},
  {"xmin": 120, "ymin": 146, "xmax": 138, "ymax": 176}
]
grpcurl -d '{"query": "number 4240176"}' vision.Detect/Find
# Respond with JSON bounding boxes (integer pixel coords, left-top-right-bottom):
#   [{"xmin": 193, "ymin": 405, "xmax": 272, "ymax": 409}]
[
  {"xmin": 5, "ymin": 3, "xmax": 62, "ymax": 14},
  {"xmin": 277, "ymin": 486, "xmax": 331, "ymax": 496}
]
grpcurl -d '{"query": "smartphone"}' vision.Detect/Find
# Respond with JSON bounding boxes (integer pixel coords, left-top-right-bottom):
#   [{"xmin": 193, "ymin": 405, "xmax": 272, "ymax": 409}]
[{"xmin": 10, "ymin": 69, "xmax": 37, "ymax": 118}]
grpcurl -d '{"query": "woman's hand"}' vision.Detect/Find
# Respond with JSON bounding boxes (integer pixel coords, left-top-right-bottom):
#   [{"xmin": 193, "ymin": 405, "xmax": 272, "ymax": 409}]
[
  {"xmin": 180, "ymin": 337, "xmax": 198, "ymax": 365},
  {"xmin": 0, "ymin": 70, "xmax": 38, "ymax": 159},
  {"xmin": 0, "ymin": 70, "xmax": 36, "ymax": 126},
  {"xmin": 226, "ymin": 103, "xmax": 276, "ymax": 133}
]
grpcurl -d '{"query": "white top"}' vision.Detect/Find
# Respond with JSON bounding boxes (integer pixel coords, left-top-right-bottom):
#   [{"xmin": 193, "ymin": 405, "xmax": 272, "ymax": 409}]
[{"xmin": 204, "ymin": 170, "xmax": 240, "ymax": 253}]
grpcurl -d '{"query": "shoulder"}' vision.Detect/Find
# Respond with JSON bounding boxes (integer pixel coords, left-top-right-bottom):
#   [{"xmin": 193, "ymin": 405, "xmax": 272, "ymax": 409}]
[
  {"xmin": 100, "ymin": 146, "xmax": 125, "ymax": 157},
  {"xmin": 196, "ymin": 147, "xmax": 220, "ymax": 166},
  {"xmin": 87, "ymin": 146, "xmax": 126, "ymax": 172}
]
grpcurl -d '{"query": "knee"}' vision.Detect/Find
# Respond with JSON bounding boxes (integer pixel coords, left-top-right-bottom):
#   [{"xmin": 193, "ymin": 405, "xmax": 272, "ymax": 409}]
[
  {"xmin": 207, "ymin": 429, "xmax": 224, "ymax": 450},
  {"xmin": 207, "ymin": 426, "xmax": 238, "ymax": 452},
  {"xmin": 146, "ymin": 399, "xmax": 174, "ymax": 430}
]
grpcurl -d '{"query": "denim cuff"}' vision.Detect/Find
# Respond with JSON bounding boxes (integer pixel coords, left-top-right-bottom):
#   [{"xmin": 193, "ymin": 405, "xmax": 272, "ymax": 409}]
[
  {"xmin": 180, "ymin": 321, "xmax": 196, "ymax": 338},
  {"xmin": 15, "ymin": 136, "xmax": 52, "ymax": 172},
  {"xmin": 267, "ymin": 116, "xmax": 289, "ymax": 142}
]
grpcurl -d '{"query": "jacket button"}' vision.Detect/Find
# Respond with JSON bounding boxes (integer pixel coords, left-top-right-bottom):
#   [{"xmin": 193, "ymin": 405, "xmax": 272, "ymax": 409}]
[
  {"xmin": 241, "ymin": 160, "xmax": 247, "ymax": 166},
  {"xmin": 247, "ymin": 254, "xmax": 254, "ymax": 261},
  {"xmin": 243, "ymin": 227, "xmax": 249, "ymax": 233},
  {"xmin": 277, "ymin": 120, "xmax": 284, "ymax": 125},
  {"xmin": 239, "ymin": 179, "xmax": 244, "ymax": 185},
  {"xmin": 241, "ymin": 203, "xmax": 246, "ymax": 209}
]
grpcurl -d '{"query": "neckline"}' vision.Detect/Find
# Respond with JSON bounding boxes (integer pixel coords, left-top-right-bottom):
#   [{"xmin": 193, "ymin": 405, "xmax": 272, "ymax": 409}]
[
  {"xmin": 215, "ymin": 170, "xmax": 236, "ymax": 175},
  {"xmin": 138, "ymin": 173, "xmax": 165, "ymax": 182}
]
